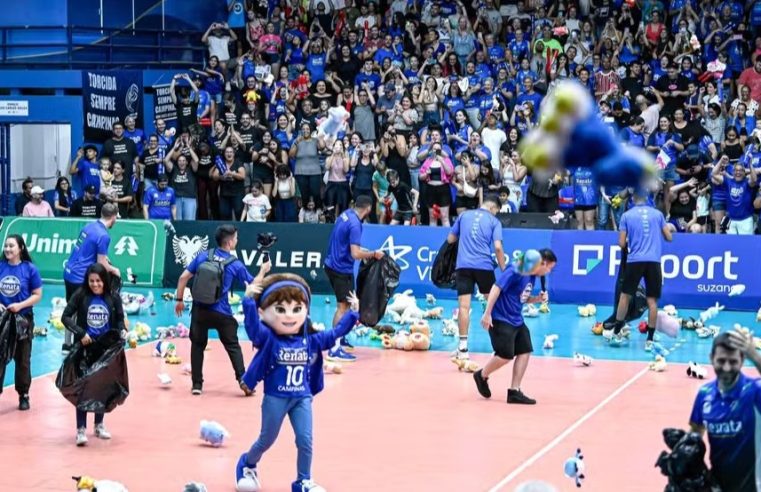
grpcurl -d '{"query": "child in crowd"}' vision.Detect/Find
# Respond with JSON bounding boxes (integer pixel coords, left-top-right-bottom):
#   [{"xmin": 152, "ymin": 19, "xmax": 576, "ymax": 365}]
[
  {"xmin": 235, "ymin": 262, "xmax": 360, "ymax": 492},
  {"xmin": 498, "ymin": 187, "xmax": 518, "ymax": 213},
  {"xmin": 298, "ymin": 196, "xmax": 323, "ymax": 224},
  {"xmin": 241, "ymin": 180, "xmax": 272, "ymax": 222}
]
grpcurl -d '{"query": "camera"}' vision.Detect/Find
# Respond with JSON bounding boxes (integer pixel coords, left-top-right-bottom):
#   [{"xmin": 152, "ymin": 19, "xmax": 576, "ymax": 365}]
[{"xmin": 257, "ymin": 232, "xmax": 278, "ymax": 262}]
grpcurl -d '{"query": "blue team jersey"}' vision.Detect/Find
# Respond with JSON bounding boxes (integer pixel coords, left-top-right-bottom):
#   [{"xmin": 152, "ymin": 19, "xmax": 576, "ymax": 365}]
[
  {"xmin": 186, "ymin": 249, "xmax": 253, "ymax": 316},
  {"xmin": 492, "ymin": 265, "xmax": 535, "ymax": 326},
  {"xmin": 85, "ymin": 295, "xmax": 111, "ymax": 338},
  {"xmin": 76, "ymin": 160, "xmax": 102, "ymax": 195},
  {"xmin": 63, "ymin": 221, "xmax": 110, "ymax": 284},
  {"xmin": 144, "ymin": 187, "xmax": 176, "ymax": 219},
  {"xmin": 325, "ymin": 209, "xmax": 362, "ymax": 274},
  {"xmin": 0, "ymin": 261, "xmax": 42, "ymax": 315},
  {"xmin": 690, "ymin": 373, "xmax": 761, "ymax": 492},
  {"xmin": 451, "ymin": 209, "xmax": 503, "ymax": 271},
  {"xmin": 724, "ymin": 179, "xmax": 756, "ymax": 220},
  {"xmin": 619, "ymin": 204, "xmax": 666, "ymax": 263},
  {"xmin": 572, "ymin": 167, "xmax": 598, "ymax": 206}
]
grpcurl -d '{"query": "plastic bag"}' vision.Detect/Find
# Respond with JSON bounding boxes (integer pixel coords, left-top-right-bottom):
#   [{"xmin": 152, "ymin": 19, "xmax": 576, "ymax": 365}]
[
  {"xmin": 357, "ymin": 256, "xmax": 401, "ymax": 326},
  {"xmin": 0, "ymin": 310, "xmax": 17, "ymax": 366},
  {"xmin": 431, "ymin": 240, "xmax": 458, "ymax": 289},
  {"xmin": 655, "ymin": 428, "xmax": 715, "ymax": 492},
  {"xmin": 55, "ymin": 330, "xmax": 130, "ymax": 413}
]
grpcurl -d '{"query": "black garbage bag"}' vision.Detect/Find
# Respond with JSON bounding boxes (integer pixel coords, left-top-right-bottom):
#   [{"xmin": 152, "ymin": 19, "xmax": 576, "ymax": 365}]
[
  {"xmin": 357, "ymin": 256, "xmax": 401, "ymax": 326},
  {"xmin": 431, "ymin": 240, "xmax": 458, "ymax": 289},
  {"xmin": 655, "ymin": 428, "xmax": 715, "ymax": 492},
  {"xmin": 55, "ymin": 330, "xmax": 130, "ymax": 413},
  {"xmin": 603, "ymin": 249, "xmax": 648, "ymax": 328},
  {"xmin": 0, "ymin": 310, "xmax": 17, "ymax": 366}
]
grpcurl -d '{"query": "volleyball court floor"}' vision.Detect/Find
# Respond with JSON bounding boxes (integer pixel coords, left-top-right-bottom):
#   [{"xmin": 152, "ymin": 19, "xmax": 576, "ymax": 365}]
[{"xmin": 1, "ymin": 284, "xmax": 757, "ymax": 491}]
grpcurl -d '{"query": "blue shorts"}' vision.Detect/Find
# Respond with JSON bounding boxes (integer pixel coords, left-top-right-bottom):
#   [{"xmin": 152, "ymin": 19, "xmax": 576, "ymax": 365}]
[
  {"xmin": 712, "ymin": 199, "xmax": 726, "ymax": 212},
  {"xmin": 660, "ymin": 165, "xmax": 678, "ymax": 183}
]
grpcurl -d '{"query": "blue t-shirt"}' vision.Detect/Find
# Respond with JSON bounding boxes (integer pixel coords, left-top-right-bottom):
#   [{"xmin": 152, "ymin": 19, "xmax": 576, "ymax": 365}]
[
  {"xmin": 144, "ymin": 187, "xmax": 176, "ymax": 219},
  {"xmin": 0, "ymin": 261, "xmax": 42, "ymax": 315},
  {"xmin": 63, "ymin": 221, "xmax": 110, "ymax": 284},
  {"xmin": 619, "ymin": 204, "xmax": 666, "ymax": 263},
  {"xmin": 76, "ymin": 160, "xmax": 101, "ymax": 196},
  {"xmin": 572, "ymin": 167, "xmax": 598, "ymax": 206},
  {"xmin": 186, "ymin": 249, "xmax": 253, "ymax": 316},
  {"xmin": 724, "ymin": 179, "xmax": 755, "ymax": 220},
  {"xmin": 451, "ymin": 209, "xmax": 503, "ymax": 271},
  {"xmin": 85, "ymin": 295, "xmax": 111, "ymax": 338},
  {"xmin": 265, "ymin": 335, "xmax": 312, "ymax": 397},
  {"xmin": 325, "ymin": 209, "xmax": 362, "ymax": 274},
  {"xmin": 492, "ymin": 265, "xmax": 535, "ymax": 326},
  {"xmin": 690, "ymin": 373, "xmax": 761, "ymax": 492}
]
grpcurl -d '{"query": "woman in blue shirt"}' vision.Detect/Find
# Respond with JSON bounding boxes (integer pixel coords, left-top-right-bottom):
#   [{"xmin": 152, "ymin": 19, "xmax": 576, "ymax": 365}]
[
  {"xmin": 0, "ymin": 235, "xmax": 42, "ymax": 411},
  {"xmin": 53, "ymin": 176, "xmax": 77, "ymax": 217},
  {"xmin": 572, "ymin": 167, "xmax": 599, "ymax": 230},
  {"xmin": 62, "ymin": 263, "xmax": 126, "ymax": 446}
]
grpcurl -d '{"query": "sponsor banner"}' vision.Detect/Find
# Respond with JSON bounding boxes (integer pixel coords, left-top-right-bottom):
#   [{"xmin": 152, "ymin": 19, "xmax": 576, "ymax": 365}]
[
  {"xmin": 0, "ymin": 217, "xmax": 165, "ymax": 286},
  {"xmin": 550, "ymin": 231, "xmax": 761, "ymax": 310},
  {"xmin": 163, "ymin": 221, "xmax": 333, "ymax": 292},
  {"xmin": 152, "ymin": 83, "xmax": 177, "ymax": 123},
  {"xmin": 0, "ymin": 100, "xmax": 29, "ymax": 116},
  {"xmin": 360, "ymin": 225, "xmax": 553, "ymax": 299},
  {"xmin": 82, "ymin": 70, "xmax": 143, "ymax": 141}
]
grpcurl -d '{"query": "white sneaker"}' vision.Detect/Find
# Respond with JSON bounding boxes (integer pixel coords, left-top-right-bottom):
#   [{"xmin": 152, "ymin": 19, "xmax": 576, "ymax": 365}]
[
  {"xmin": 644, "ymin": 341, "xmax": 654, "ymax": 352},
  {"xmin": 94, "ymin": 424, "xmax": 111, "ymax": 440},
  {"xmin": 293, "ymin": 479, "xmax": 326, "ymax": 492},
  {"xmin": 602, "ymin": 329, "xmax": 614, "ymax": 341},
  {"xmin": 236, "ymin": 467, "xmax": 261, "ymax": 492},
  {"xmin": 76, "ymin": 428, "xmax": 88, "ymax": 446},
  {"xmin": 455, "ymin": 349, "xmax": 469, "ymax": 360}
]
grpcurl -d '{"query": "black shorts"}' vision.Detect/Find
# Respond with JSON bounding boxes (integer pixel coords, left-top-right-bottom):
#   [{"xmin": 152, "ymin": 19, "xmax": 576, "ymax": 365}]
[
  {"xmin": 393, "ymin": 210, "xmax": 414, "ymax": 223},
  {"xmin": 455, "ymin": 195, "xmax": 478, "ymax": 210},
  {"xmin": 622, "ymin": 261, "xmax": 662, "ymax": 299},
  {"xmin": 489, "ymin": 320, "xmax": 533, "ymax": 359},
  {"xmin": 455, "ymin": 268, "xmax": 495, "ymax": 296},
  {"xmin": 575, "ymin": 204, "xmax": 596, "ymax": 212},
  {"xmin": 425, "ymin": 184, "xmax": 452, "ymax": 207},
  {"xmin": 324, "ymin": 265, "xmax": 354, "ymax": 302}
]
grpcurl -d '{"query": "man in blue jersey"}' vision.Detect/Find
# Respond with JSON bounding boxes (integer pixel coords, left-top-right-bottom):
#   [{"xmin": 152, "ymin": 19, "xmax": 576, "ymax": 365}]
[
  {"xmin": 324, "ymin": 195, "xmax": 384, "ymax": 362},
  {"xmin": 475, "ymin": 248, "xmax": 557, "ymax": 405},
  {"xmin": 62, "ymin": 203, "xmax": 121, "ymax": 352},
  {"xmin": 712, "ymin": 159, "xmax": 758, "ymax": 235},
  {"xmin": 447, "ymin": 194, "xmax": 506, "ymax": 360},
  {"xmin": 689, "ymin": 329, "xmax": 761, "ymax": 492},
  {"xmin": 610, "ymin": 192, "xmax": 672, "ymax": 350}
]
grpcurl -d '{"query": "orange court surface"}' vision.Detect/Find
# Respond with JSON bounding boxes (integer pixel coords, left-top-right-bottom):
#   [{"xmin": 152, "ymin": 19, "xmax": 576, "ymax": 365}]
[{"xmin": 0, "ymin": 339, "xmax": 719, "ymax": 492}]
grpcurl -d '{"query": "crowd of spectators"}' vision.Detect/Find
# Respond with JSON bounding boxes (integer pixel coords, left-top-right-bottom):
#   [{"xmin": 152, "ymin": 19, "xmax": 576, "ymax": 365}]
[{"xmin": 15, "ymin": 0, "xmax": 761, "ymax": 234}]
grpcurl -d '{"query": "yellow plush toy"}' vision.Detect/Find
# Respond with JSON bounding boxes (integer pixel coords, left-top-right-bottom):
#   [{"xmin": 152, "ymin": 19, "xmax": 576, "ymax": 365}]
[
  {"xmin": 451, "ymin": 358, "xmax": 479, "ymax": 373},
  {"xmin": 539, "ymin": 302, "xmax": 551, "ymax": 314},
  {"xmin": 165, "ymin": 355, "xmax": 182, "ymax": 365},
  {"xmin": 134, "ymin": 322, "xmax": 151, "ymax": 341},
  {"xmin": 591, "ymin": 322, "xmax": 604, "ymax": 335},
  {"xmin": 324, "ymin": 361, "xmax": 343, "ymax": 374},
  {"xmin": 578, "ymin": 304, "xmax": 597, "ymax": 317},
  {"xmin": 648, "ymin": 356, "xmax": 667, "ymax": 372}
]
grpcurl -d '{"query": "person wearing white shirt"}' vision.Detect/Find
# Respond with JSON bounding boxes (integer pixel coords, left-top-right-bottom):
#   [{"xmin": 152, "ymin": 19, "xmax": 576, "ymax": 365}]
[
  {"xmin": 480, "ymin": 115, "xmax": 507, "ymax": 169},
  {"xmin": 241, "ymin": 181, "xmax": 272, "ymax": 222}
]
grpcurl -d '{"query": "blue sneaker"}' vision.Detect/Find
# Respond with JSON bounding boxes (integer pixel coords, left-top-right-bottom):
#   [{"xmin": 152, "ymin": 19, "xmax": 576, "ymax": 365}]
[
  {"xmin": 235, "ymin": 452, "xmax": 261, "ymax": 492},
  {"xmin": 340, "ymin": 338, "xmax": 355, "ymax": 352},
  {"xmin": 292, "ymin": 479, "xmax": 326, "ymax": 492},
  {"xmin": 326, "ymin": 346, "xmax": 356, "ymax": 363}
]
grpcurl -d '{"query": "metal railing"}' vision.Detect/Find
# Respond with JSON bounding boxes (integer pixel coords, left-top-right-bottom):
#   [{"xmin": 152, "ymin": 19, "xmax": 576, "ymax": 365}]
[{"xmin": 0, "ymin": 25, "xmax": 207, "ymax": 69}]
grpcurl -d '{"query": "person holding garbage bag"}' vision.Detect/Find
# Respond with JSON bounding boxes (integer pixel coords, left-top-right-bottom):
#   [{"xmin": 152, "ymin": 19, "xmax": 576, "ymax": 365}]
[
  {"xmin": 0, "ymin": 234, "xmax": 43, "ymax": 411},
  {"xmin": 58, "ymin": 263, "xmax": 129, "ymax": 447}
]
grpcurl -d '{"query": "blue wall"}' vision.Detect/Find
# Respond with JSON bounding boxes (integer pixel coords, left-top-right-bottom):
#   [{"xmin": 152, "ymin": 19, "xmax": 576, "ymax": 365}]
[{"xmin": 0, "ymin": 0, "xmax": 67, "ymax": 26}]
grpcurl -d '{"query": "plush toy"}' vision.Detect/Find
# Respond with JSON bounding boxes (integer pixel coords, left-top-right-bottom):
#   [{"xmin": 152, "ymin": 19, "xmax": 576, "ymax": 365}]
[
  {"xmin": 523, "ymin": 304, "xmax": 539, "ymax": 318},
  {"xmin": 655, "ymin": 311, "xmax": 679, "ymax": 338},
  {"xmin": 451, "ymin": 357, "xmax": 479, "ymax": 373},
  {"xmin": 49, "ymin": 310, "xmax": 64, "ymax": 331},
  {"xmin": 375, "ymin": 325, "xmax": 395, "ymax": 335},
  {"xmin": 155, "ymin": 326, "xmax": 176, "ymax": 340},
  {"xmin": 125, "ymin": 330, "xmax": 138, "ymax": 348},
  {"xmin": 543, "ymin": 334, "xmax": 559, "ymax": 349},
  {"xmin": 165, "ymin": 355, "xmax": 182, "ymax": 365},
  {"xmin": 539, "ymin": 302, "xmax": 551, "ymax": 314},
  {"xmin": 33, "ymin": 326, "xmax": 48, "ymax": 337},
  {"xmin": 424, "ymin": 307, "xmax": 444, "ymax": 319},
  {"xmin": 638, "ymin": 320, "xmax": 648, "ymax": 334},
  {"xmin": 591, "ymin": 322, "xmax": 604, "ymax": 336},
  {"xmin": 228, "ymin": 292, "xmax": 242, "ymax": 305},
  {"xmin": 153, "ymin": 341, "xmax": 176, "ymax": 358},
  {"xmin": 649, "ymin": 355, "xmax": 667, "ymax": 372},
  {"xmin": 548, "ymin": 210, "xmax": 565, "ymax": 225},
  {"xmin": 317, "ymin": 106, "xmax": 350, "ymax": 139},
  {"xmin": 199, "ymin": 420, "xmax": 229, "ymax": 447},
  {"xmin": 183, "ymin": 483, "xmax": 208, "ymax": 492},
  {"xmin": 52, "ymin": 297, "xmax": 67, "ymax": 310},
  {"xmin": 410, "ymin": 332, "xmax": 431, "ymax": 350},
  {"xmin": 686, "ymin": 362, "xmax": 707, "ymax": 379},
  {"xmin": 386, "ymin": 290, "xmax": 417, "ymax": 315},
  {"xmin": 393, "ymin": 331, "xmax": 414, "ymax": 351},
  {"xmin": 324, "ymin": 361, "xmax": 343, "ymax": 374},
  {"xmin": 756, "ymin": 304, "xmax": 761, "ymax": 322},
  {"xmin": 474, "ymin": 291, "xmax": 487, "ymax": 306},
  {"xmin": 699, "ymin": 302, "xmax": 724, "ymax": 323},
  {"xmin": 176, "ymin": 323, "xmax": 190, "ymax": 338},
  {"xmin": 354, "ymin": 326, "xmax": 370, "ymax": 337},
  {"xmin": 134, "ymin": 322, "xmax": 152, "ymax": 341},
  {"xmin": 663, "ymin": 305, "xmax": 678, "ymax": 317},
  {"xmin": 652, "ymin": 343, "xmax": 670, "ymax": 358},
  {"xmin": 425, "ymin": 294, "xmax": 437, "ymax": 306},
  {"xmin": 515, "ymin": 249, "xmax": 541, "ymax": 275},
  {"xmin": 441, "ymin": 319, "xmax": 458, "ymax": 336},
  {"xmin": 563, "ymin": 449, "xmax": 586, "ymax": 487},
  {"xmin": 728, "ymin": 284, "xmax": 746, "ymax": 297},
  {"xmin": 409, "ymin": 322, "xmax": 430, "ymax": 337},
  {"xmin": 574, "ymin": 352, "xmax": 593, "ymax": 366},
  {"xmin": 696, "ymin": 325, "xmax": 720, "ymax": 339},
  {"xmin": 577, "ymin": 304, "xmax": 597, "ymax": 317},
  {"xmin": 380, "ymin": 333, "xmax": 394, "ymax": 349},
  {"xmin": 73, "ymin": 476, "xmax": 128, "ymax": 492},
  {"xmin": 157, "ymin": 373, "xmax": 172, "ymax": 385},
  {"xmin": 385, "ymin": 310, "xmax": 402, "ymax": 323}
]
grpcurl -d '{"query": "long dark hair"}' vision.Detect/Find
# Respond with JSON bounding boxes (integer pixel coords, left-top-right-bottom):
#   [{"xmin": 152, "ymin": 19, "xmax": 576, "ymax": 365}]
[
  {"xmin": 55, "ymin": 176, "xmax": 74, "ymax": 209},
  {"xmin": 2, "ymin": 234, "xmax": 33, "ymax": 263},
  {"xmin": 83, "ymin": 263, "xmax": 112, "ymax": 297}
]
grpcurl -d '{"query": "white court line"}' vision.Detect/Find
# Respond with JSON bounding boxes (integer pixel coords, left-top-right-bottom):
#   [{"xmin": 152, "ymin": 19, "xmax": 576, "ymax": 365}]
[{"xmin": 488, "ymin": 366, "xmax": 650, "ymax": 492}]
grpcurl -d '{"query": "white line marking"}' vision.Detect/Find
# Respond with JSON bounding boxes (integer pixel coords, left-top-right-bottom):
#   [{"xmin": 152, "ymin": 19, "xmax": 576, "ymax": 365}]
[{"xmin": 488, "ymin": 366, "xmax": 650, "ymax": 491}]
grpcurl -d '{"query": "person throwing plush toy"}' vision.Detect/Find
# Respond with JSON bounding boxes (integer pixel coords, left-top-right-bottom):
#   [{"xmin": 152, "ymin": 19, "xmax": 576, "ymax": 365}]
[
  {"xmin": 235, "ymin": 261, "xmax": 360, "ymax": 492},
  {"xmin": 475, "ymin": 249, "xmax": 557, "ymax": 405}
]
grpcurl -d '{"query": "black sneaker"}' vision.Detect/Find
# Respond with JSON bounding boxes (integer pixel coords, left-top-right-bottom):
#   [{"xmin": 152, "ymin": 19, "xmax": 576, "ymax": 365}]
[
  {"xmin": 239, "ymin": 380, "xmax": 253, "ymax": 396},
  {"xmin": 191, "ymin": 385, "xmax": 203, "ymax": 396},
  {"xmin": 61, "ymin": 343, "xmax": 72, "ymax": 353},
  {"xmin": 18, "ymin": 395, "xmax": 30, "ymax": 411},
  {"xmin": 473, "ymin": 370, "xmax": 492, "ymax": 399},
  {"xmin": 507, "ymin": 389, "xmax": 536, "ymax": 405}
]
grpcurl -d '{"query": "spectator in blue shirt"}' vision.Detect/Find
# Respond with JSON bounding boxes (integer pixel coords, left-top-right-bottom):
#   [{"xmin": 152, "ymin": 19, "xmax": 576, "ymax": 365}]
[
  {"xmin": 690, "ymin": 329, "xmax": 761, "ymax": 492},
  {"xmin": 69, "ymin": 145, "xmax": 101, "ymax": 197},
  {"xmin": 711, "ymin": 158, "xmax": 758, "ymax": 234},
  {"xmin": 142, "ymin": 174, "xmax": 177, "ymax": 220}
]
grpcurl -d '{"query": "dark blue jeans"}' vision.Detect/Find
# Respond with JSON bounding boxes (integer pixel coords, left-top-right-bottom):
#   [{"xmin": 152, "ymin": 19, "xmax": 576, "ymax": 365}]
[
  {"xmin": 76, "ymin": 410, "xmax": 104, "ymax": 429},
  {"xmin": 295, "ymin": 175, "xmax": 322, "ymax": 208}
]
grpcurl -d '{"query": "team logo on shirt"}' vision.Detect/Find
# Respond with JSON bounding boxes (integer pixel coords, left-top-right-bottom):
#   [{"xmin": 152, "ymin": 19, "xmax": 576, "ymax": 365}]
[
  {"xmin": 704, "ymin": 420, "xmax": 743, "ymax": 436},
  {"xmin": 87, "ymin": 304, "xmax": 110, "ymax": 329},
  {"xmin": 0, "ymin": 275, "xmax": 21, "ymax": 297},
  {"xmin": 520, "ymin": 282, "xmax": 533, "ymax": 304}
]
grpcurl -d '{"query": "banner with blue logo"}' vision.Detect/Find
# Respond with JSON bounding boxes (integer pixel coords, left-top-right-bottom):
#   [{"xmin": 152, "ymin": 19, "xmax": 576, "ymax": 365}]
[
  {"xmin": 550, "ymin": 231, "xmax": 761, "ymax": 310},
  {"xmin": 82, "ymin": 70, "xmax": 142, "ymax": 141},
  {"xmin": 360, "ymin": 225, "xmax": 553, "ymax": 299}
]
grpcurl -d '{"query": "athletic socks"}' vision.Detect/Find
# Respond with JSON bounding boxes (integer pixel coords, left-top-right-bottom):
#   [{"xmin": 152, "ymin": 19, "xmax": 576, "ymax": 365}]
[
  {"xmin": 646, "ymin": 327, "xmax": 655, "ymax": 342},
  {"xmin": 458, "ymin": 336, "xmax": 468, "ymax": 352}
]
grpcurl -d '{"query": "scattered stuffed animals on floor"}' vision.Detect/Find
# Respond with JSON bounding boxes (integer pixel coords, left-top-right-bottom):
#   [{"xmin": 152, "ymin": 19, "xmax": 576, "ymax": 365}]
[
  {"xmin": 523, "ymin": 304, "xmax": 539, "ymax": 318},
  {"xmin": 591, "ymin": 322, "xmax": 604, "ymax": 336},
  {"xmin": 563, "ymin": 449, "xmax": 586, "ymax": 488},
  {"xmin": 699, "ymin": 302, "xmax": 724, "ymax": 324},
  {"xmin": 381, "ymin": 329, "xmax": 431, "ymax": 351},
  {"xmin": 73, "ymin": 476, "xmax": 128, "ymax": 492},
  {"xmin": 695, "ymin": 325, "xmax": 720, "ymax": 339},
  {"xmin": 324, "ymin": 362, "xmax": 343, "ymax": 374},
  {"xmin": 441, "ymin": 319, "xmax": 457, "ymax": 336},
  {"xmin": 199, "ymin": 420, "xmax": 229, "ymax": 447},
  {"xmin": 451, "ymin": 357, "xmax": 479, "ymax": 373},
  {"xmin": 157, "ymin": 373, "xmax": 172, "ymax": 385},
  {"xmin": 577, "ymin": 304, "xmax": 597, "ymax": 317},
  {"xmin": 33, "ymin": 326, "xmax": 48, "ymax": 337},
  {"xmin": 686, "ymin": 362, "xmax": 707, "ymax": 379},
  {"xmin": 425, "ymin": 294, "xmax": 436, "ymax": 306},
  {"xmin": 649, "ymin": 355, "xmax": 667, "ymax": 372},
  {"xmin": 655, "ymin": 311, "xmax": 679, "ymax": 338},
  {"xmin": 574, "ymin": 353, "xmax": 593, "ymax": 367},
  {"xmin": 539, "ymin": 302, "xmax": 550, "ymax": 314},
  {"xmin": 182, "ymin": 483, "xmax": 208, "ymax": 492},
  {"xmin": 121, "ymin": 291, "xmax": 154, "ymax": 315},
  {"xmin": 662, "ymin": 305, "xmax": 678, "ymax": 317},
  {"xmin": 728, "ymin": 284, "xmax": 746, "ymax": 297},
  {"xmin": 651, "ymin": 343, "xmax": 670, "ymax": 358},
  {"xmin": 543, "ymin": 334, "xmax": 559, "ymax": 349},
  {"xmin": 153, "ymin": 341, "xmax": 176, "ymax": 358}
]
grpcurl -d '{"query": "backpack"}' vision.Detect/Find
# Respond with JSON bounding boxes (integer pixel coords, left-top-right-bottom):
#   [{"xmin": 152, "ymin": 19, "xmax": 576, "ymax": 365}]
[{"xmin": 190, "ymin": 249, "xmax": 238, "ymax": 305}]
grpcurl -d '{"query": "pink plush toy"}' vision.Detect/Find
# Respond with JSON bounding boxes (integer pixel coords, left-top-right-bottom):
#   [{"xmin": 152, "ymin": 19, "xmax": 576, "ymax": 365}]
[{"xmin": 655, "ymin": 311, "xmax": 679, "ymax": 338}]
